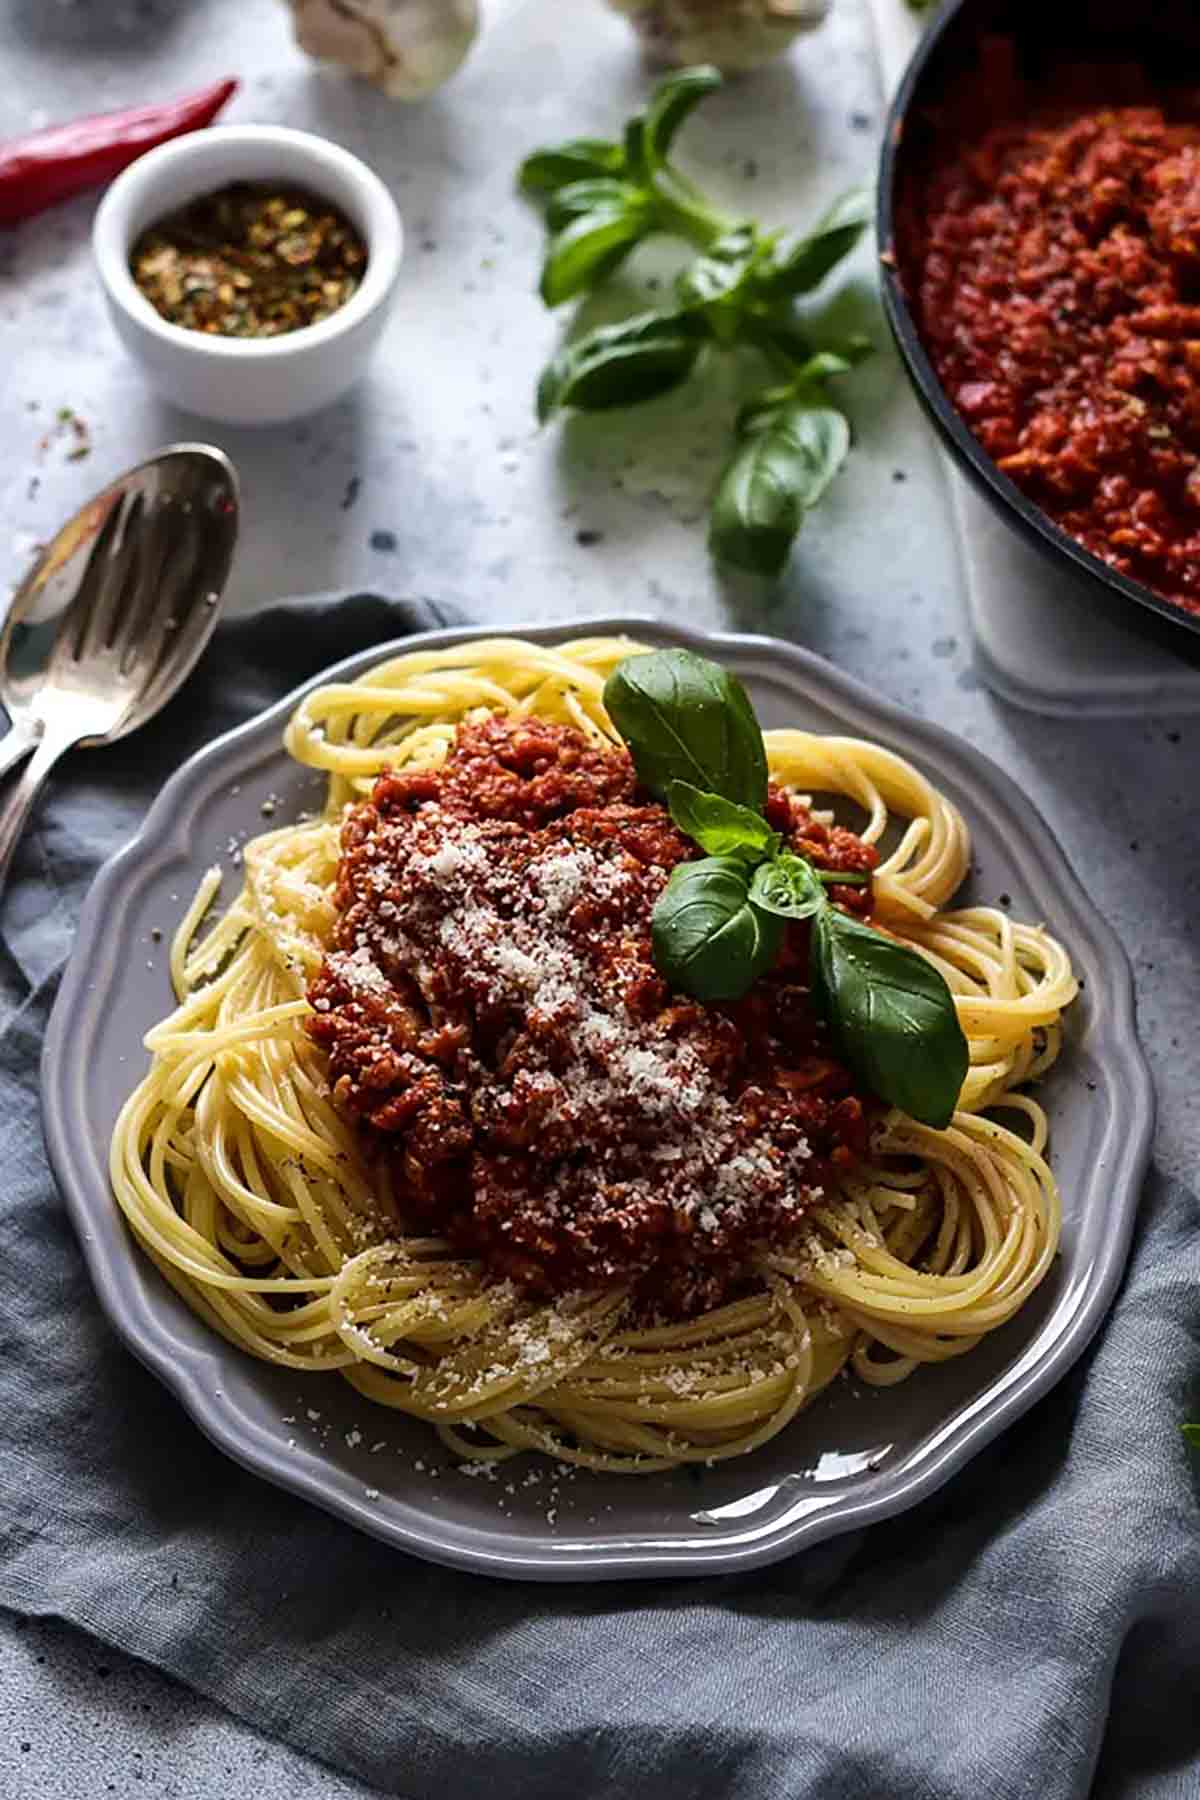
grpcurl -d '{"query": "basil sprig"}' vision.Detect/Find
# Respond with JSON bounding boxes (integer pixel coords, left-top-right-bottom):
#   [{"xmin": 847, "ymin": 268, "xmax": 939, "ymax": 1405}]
[
  {"xmin": 749, "ymin": 853, "xmax": 826, "ymax": 920},
  {"xmin": 810, "ymin": 909, "xmax": 967, "ymax": 1129},
  {"xmin": 652, "ymin": 857, "xmax": 784, "ymax": 1002},
  {"xmin": 604, "ymin": 646, "xmax": 767, "ymax": 810},
  {"xmin": 536, "ymin": 312, "xmax": 708, "ymax": 423},
  {"xmin": 668, "ymin": 782, "xmax": 778, "ymax": 860},
  {"xmin": 604, "ymin": 650, "xmax": 969, "ymax": 1129},
  {"xmin": 520, "ymin": 67, "xmax": 874, "ymax": 578}
]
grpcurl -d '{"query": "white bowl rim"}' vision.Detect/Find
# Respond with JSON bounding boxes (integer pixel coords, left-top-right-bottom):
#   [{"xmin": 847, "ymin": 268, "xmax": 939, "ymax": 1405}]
[{"xmin": 92, "ymin": 123, "xmax": 403, "ymax": 361}]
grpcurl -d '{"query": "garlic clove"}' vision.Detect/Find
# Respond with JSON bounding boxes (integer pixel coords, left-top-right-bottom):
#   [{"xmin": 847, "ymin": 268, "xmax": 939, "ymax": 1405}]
[
  {"xmin": 286, "ymin": 0, "xmax": 481, "ymax": 101},
  {"xmin": 604, "ymin": 0, "xmax": 832, "ymax": 74}
]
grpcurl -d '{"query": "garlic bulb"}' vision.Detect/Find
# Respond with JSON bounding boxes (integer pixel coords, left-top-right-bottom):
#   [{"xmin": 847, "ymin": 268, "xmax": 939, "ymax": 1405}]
[
  {"xmin": 605, "ymin": 0, "xmax": 831, "ymax": 73},
  {"xmin": 286, "ymin": 0, "xmax": 480, "ymax": 100}
]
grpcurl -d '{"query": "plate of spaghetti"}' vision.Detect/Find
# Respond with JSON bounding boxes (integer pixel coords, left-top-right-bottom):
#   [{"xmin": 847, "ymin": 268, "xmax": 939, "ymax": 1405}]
[{"xmin": 43, "ymin": 620, "xmax": 1153, "ymax": 1578}]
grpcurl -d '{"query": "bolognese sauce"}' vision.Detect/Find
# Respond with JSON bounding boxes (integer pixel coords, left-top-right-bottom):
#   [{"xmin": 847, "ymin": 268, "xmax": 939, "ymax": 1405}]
[
  {"xmin": 307, "ymin": 716, "xmax": 877, "ymax": 1317},
  {"xmin": 902, "ymin": 46, "xmax": 1200, "ymax": 615}
]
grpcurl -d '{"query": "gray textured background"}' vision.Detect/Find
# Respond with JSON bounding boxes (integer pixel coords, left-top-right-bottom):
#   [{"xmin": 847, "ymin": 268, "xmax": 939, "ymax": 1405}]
[{"xmin": 2, "ymin": 0, "xmax": 1196, "ymax": 1793}]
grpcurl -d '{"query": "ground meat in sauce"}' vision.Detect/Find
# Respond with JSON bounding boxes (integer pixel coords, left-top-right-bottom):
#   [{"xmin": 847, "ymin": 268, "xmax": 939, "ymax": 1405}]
[
  {"xmin": 307, "ymin": 715, "xmax": 878, "ymax": 1318},
  {"xmin": 901, "ymin": 43, "xmax": 1200, "ymax": 616}
]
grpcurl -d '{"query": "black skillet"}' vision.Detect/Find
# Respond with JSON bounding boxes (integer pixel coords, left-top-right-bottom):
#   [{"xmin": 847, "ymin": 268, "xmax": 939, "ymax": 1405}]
[{"xmin": 877, "ymin": 0, "xmax": 1200, "ymax": 667}]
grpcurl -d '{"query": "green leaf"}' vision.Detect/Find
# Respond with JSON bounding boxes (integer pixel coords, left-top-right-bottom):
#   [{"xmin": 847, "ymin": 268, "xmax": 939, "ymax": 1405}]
[
  {"xmin": 738, "ymin": 310, "xmax": 815, "ymax": 372},
  {"xmin": 749, "ymin": 854, "xmax": 827, "ymax": 920},
  {"xmin": 546, "ymin": 177, "xmax": 647, "ymax": 233},
  {"xmin": 709, "ymin": 401, "xmax": 851, "ymax": 576},
  {"xmin": 644, "ymin": 65, "xmax": 723, "ymax": 168},
  {"xmin": 755, "ymin": 187, "xmax": 873, "ymax": 298},
  {"xmin": 519, "ymin": 139, "xmax": 626, "ymax": 196},
  {"xmin": 676, "ymin": 224, "xmax": 760, "ymax": 309},
  {"xmin": 536, "ymin": 311, "xmax": 707, "ymax": 422},
  {"xmin": 652, "ymin": 856, "xmax": 783, "ymax": 1002},
  {"xmin": 1183, "ymin": 1423, "xmax": 1200, "ymax": 1448},
  {"xmin": 623, "ymin": 114, "xmax": 648, "ymax": 185},
  {"xmin": 810, "ymin": 910, "xmax": 968, "ymax": 1129},
  {"xmin": 539, "ymin": 204, "xmax": 651, "ymax": 307},
  {"xmin": 604, "ymin": 648, "xmax": 768, "ymax": 810},
  {"xmin": 816, "ymin": 868, "xmax": 869, "ymax": 887},
  {"xmin": 667, "ymin": 780, "xmax": 778, "ymax": 859}
]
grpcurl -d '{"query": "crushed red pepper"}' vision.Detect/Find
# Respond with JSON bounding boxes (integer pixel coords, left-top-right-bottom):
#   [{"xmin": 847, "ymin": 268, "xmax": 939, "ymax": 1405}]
[
  {"xmin": 131, "ymin": 181, "xmax": 366, "ymax": 338},
  {"xmin": 903, "ymin": 47, "xmax": 1200, "ymax": 616}
]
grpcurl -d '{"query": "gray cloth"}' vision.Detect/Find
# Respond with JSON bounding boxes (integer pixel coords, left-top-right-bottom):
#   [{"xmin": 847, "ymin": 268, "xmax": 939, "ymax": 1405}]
[{"xmin": 1, "ymin": 595, "xmax": 1198, "ymax": 1800}]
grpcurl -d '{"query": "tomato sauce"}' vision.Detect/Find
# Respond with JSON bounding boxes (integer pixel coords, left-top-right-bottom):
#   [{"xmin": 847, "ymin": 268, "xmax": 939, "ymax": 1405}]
[
  {"xmin": 307, "ymin": 715, "xmax": 877, "ymax": 1317},
  {"xmin": 901, "ymin": 44, "xmax": 1200, "ymax": 615}
]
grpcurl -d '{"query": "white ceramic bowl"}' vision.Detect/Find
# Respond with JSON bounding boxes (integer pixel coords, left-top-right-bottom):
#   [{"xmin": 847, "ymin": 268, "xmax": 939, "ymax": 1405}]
[{"xmin": 93, "ymin": 125, "xmax": 403, "ymax": 426}]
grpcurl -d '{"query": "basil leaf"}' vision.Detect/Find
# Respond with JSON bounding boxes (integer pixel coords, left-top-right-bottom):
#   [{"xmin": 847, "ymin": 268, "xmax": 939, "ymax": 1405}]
[
  {"xmin": 738, "ymin": 310, "xmax": 815, "ymax": 372},
  {"xmin": 709, "ymin": 401, "xmax": 851, "ymax": 576},
  {"xmin": 604, "ymin": 648, "xmax": 768, "ymax": 810},
  {"xmin": 652, "ymin": 856, "xmax": 783, "ymax": 1002},
  {"xmin": 519, "ymin": 139, "xmax": 626, "ymax": 195},
  {"xmin": 755, "ymin": 187, "xmax": 873, "ymax": 298},
  {"xmin": 644, "ymin": 65, "xmax": 722, "ymax": 168},
  {"xmin": 623, "ymin": 114, "xmax": 648, "ymax": 185},
  {"xmin": 676, "ymin": 224, "xmax": 759, "ymax": 309},
  {"xmin": 1183, "ymin": 1423, "xmax": 1200, "ymax": 1448},
  {"xmin": 539, "ymin": 203, "xmax": 651, "ymax": 307},
  {"xmin": 536, "ymin": 312, "xmax": 707, "ymax": 423},
  {"xmin": 749, "ymin": 854, "xmax": 827, "ymax": 920},
  {"xmin": 668, "ymin": 780, "xmax": 778, "ymax": 859},
  {"xmin": 810, "ymin": 910, "xmax": 968, "ymax": 1129},
  {"xmin": 546, "ymin": 177, "xmax": 647, "ymax": 234}
]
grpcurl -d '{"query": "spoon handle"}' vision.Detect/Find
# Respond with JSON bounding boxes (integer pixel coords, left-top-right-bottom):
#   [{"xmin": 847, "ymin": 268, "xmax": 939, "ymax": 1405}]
[
  {"xmin": 0, "ymin": 723, "xmax": 39, "ymax": 783},
  {"xmin": 0, "ymin": 732, "xmax": 68, "ymax": 902}
]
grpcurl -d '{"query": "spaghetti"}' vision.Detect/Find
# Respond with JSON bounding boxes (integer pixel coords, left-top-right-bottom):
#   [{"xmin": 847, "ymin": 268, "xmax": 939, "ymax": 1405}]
[{"xmin": 110, "ymin": 637, "xmax": 1077, "ymax": 1471}]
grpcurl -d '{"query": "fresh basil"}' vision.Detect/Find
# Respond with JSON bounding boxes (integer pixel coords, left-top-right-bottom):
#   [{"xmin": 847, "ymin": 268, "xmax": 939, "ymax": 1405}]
[
  {"xmin": 755, "ymin": 187, "xmax": 873, "ymax": 299},
  {"xmin": 816, "ymin": 868, "xmax": 869, "ymax": 886},
  {"xmin": 643, "ymin": 65, "xmax": 722, "ymax": 169},
  {"xmin": 667, "ymin": 780, "xmax": 778, "ymax": 860},
  {"xmin": 1183, "ymin": 1423, "xmax": 1200, "ymax": 1448},
  {"xmin": 519, "ymin": 139, "xmax": 626, "ymax": 196},
  {"xmin": 622, "ymin": 114, "xmax": 648, "ymax": 185},
  {"xmin": 521, "ymin": 72, "xmax": 873, "ymax": 572},
  {"xmin": 710, "ymin": 400, "xmax": 851, "ymax": 576},
  {"xmin": 603, "ymin": 639, "xmax": 965, "ymax": 1121},
  {"xmin": 652, "ymin": 856, "xmax": 783, "ymax": 1003},
  {"xmin": 604, "ymin": 649, "xmax": 768, "ymax": 810},
  {"xmin": 675, "ymin": 224, "xmax": 760, "ymax": 311},
  {"xmin": 546, "ymin": 177, "xmax": 646, "ymax": 234},
  {"xmin": 749, "ymin": 853, "xmax": 826, "ymax": 920},
  {"xmin": 738, "ymin": 310, "xmax": 815, "ymax": 371},
  {"xmin": 536, "ymin": 312, "xmax": 707, "ymax": 422},
  {"xmin": 539, "ymin": 202, "xmax": 651, "ymax": 307},
  {"xmin": 810, "ymin": 909, "xmax": 968, "ymax": 1129}
]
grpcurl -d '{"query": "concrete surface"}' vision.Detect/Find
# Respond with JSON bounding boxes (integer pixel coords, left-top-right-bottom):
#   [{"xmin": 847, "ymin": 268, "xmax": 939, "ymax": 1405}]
[{"xmin": 1, "ymin": 0, "xmax": 1196, "ymax": 1794}]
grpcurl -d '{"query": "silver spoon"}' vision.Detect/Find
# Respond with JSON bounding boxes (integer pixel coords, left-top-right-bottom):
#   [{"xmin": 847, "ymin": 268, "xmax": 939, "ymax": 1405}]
[{"xmin": 0, "ymin": 444, "xmax": 239, "ymax": 894}]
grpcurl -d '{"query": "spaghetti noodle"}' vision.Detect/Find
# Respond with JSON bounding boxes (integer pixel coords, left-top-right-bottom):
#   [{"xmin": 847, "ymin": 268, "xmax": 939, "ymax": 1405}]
[{"xmin": 110, "ymin": 637, "xmax": 1077, "ymax": 1471}]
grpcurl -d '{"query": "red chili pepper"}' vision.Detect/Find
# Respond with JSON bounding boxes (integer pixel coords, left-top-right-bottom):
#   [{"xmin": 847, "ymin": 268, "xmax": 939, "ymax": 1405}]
[{"xmin": 0, "ymin": 77, "xmax": 238, "ymax": 229}]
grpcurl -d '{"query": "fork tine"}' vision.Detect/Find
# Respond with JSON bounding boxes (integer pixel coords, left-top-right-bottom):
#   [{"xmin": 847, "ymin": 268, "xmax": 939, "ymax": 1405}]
[
  {"xmin": 57, "ymin": 492, "xmax": 129, "ymax": 663},
  {"xmin": 130, "ymin": 515, "xmax": 226, "ymax": 716},
  {"xmin": 115, "ymin": 493, "xmax": 189, "ymax": 672},
  {"xmin": 82, "ymin": 488, "xmax": 149, "ymax": 655}
]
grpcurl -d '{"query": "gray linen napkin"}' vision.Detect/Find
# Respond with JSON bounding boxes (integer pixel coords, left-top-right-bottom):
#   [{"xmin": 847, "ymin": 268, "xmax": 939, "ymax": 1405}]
[{"xmin": 2, "ymin": 594, "xmax": 1198, "ymax": 1800}]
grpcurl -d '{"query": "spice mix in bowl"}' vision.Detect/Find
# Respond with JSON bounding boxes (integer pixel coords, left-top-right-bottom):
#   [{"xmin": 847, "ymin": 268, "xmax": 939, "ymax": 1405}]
[{"xmin": 93, "ymin": 125, "xmax": 403, "ymax": 425}]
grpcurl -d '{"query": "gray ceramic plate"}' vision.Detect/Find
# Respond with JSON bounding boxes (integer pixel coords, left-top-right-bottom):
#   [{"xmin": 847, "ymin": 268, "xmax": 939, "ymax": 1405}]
[{"xmin": 42, "ymin": 618, "xmax": 1154, "ymax": 1581}]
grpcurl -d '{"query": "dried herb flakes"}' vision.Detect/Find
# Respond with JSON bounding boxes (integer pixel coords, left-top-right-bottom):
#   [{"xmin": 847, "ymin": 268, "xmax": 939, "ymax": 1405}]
[{"xmin": 130, "ymin": 181, "xmax": 367, "ymax": 339}]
